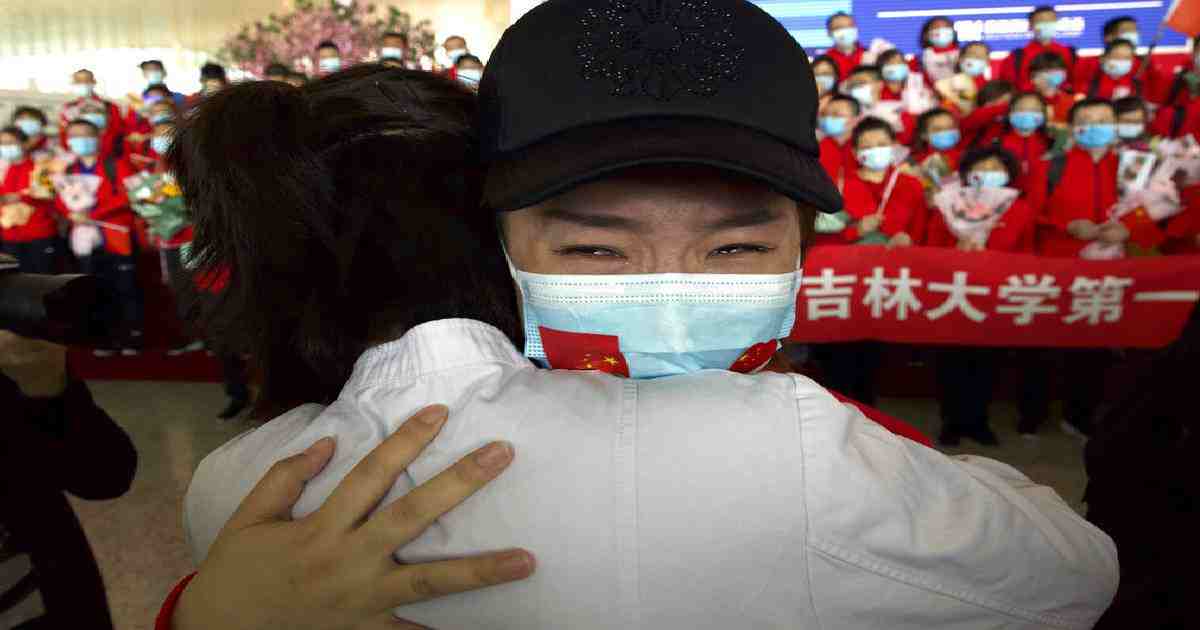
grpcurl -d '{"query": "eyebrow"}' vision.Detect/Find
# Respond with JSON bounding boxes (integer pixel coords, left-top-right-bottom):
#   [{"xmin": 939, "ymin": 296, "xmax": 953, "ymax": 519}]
[
  {"xmin": 704, "ymin": 207, "xmax": 782, "ymax": 231},
  {"xmin": 541, "ymin": 207, "xmax": 642, "ymax": 229}
]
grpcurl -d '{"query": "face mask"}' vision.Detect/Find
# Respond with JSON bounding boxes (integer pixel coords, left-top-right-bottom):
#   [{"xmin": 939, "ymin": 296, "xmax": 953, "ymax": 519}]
[
  {"xmin": 929, "ymin": 27, "xmax": 955, "ymax": 48},
  {"xmin": 1074, "ymin": 124, "xmax": 1116, "ymax": 149},
  {"xmin": 151, "ymin": 135, "xmax": 172, "ymax": 155},
  {"xmin": 145, "ymin": 70, "xmax": 164, "ymax": 85},
  {"xmin": 0, "ymin": 144, "xmax": 23, "ymax": 161},
  {"xmin": 961, "ymin": 58, "xmax": 987, "ymax": 77},
  {"xmin": 512, "ymin": 269, "xmax": 800, "ymax": 379},
  {"xmin": 142, "ymin": 95, "xmax": 163, "ymax": 108},
  {"xmin": 968, "ymin": 170, "xmax": 1009, "ymax": 188},
  {"xmin": 1117, "ymin": 31, "xmax": 1139, "ymax": 47},
  {"xmin": 380, "ymin": 46, "xmax": 404, "ymax": 60},
  {"xmin": 68, "ymin": 136, "xmax": 99, "ymax": 157},
  {"xmin": 1103, "ymin": 59, "xmax": 1132, "ymax": 78},
  {"xmin": 849, "ymin": 84, "xmax": 875, "ymax": 107},
  {"xmin": 457, "ymin": 68, "xmax": 483, "ymax": 87},
  {"xmin": 81, "ymin": 112, "xmax": 107, "ymax": 130},
  {"xmin": 1033, "ymin": 21, "xmax": 1057, "ymax": 43},
  {"xmin": 831, "ymin": 27, "xmax": 858, "ymax": 48},
  {"xmin": 929, "ymin": 129, "xmax": 961, "ymax": 151},
  {"xmin": 858, "ymin": 145, "xmax": 894, "ymax": 171},
  {"xmin": 1039, "ymin": 70, "xmax": 1066, "ymax": 89},
  {"xmin": 819, "ymin": 116, "xmax": 848, "ymax": 137},
  {"xmin": 446, "ymin": 48, "xmax": 468, "ymax": 64},
  {"xmin": 14, "ymin": 119, "xmax": 42, "ymax": 137},
  {"xmin": 882, "ymin": 64, "xmax": 909, "ymax": 83},
  {"xmin": 814, "ymin": 74, "xmax": 836, "ymax": 92},
  {"xmin": 1009, "ymin": 110, "xmax": 1045, "ymax": 132},
  {"xmin": 1117, "ymin": 122, "xmax": 1144, "ymax": 139},
  {"xmin": 72, "ymin": 83, "xmax": 94, "ymax": 98},
  {"xmin": 319, "ymin": 58, "xmax": 342, "ymax": 73},
  {"xmin": 149, "ymin": 113, "xmax": 174, "ymax": 126}
]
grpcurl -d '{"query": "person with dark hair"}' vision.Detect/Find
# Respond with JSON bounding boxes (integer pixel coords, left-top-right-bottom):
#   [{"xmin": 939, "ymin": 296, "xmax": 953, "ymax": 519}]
[
  {"xmin": 1113, "ymin": 95, "xmax": 1153, "ymax": 148},
  {"xmin": 927, "ymin": 146, "xmax": 1034, "ymax": 252},
  {"xmin": 1000, "ymin": 91, "xmax": 1052, "ymax": 185},
  {"xmin": 916, "ymin": 16, "xmax": 959, "ymax": 86},
  {"xmin": 876, "ymin": 49, "xmax": 909, "ymax": 102},
  {"xmin": 263, "ymin": 63, "xmax": 290, "ymax": 82},
  {"xmin": 191, "ymin": 63, "xmax": 229, "ymax": 107},
  {"xmin": 11, "ymin": 106, "xmax": 50, "ymax": 158},
  {"xmin": 315, "ymin": 40, "xmax": 342, "ymax": 75},
  {"xmin": 960, "ymin": 79, "xmax": 1015, "ymax": 148},
  {"xmin": 1163, "ymin": 174, "xmax": 1200, "ymax": 254},
  {"xmin": 137, "ymin": 59, "xmax": 186, "ymax": 108},
  {"xmin": 1027, "ymin": 51, "xmax": 1075, "ymax": 125},
  {"xmin": 123, "ymin": 83, "xmax": 174, "ymax": 153},
  {"xmin": 911, "ymin": 107, "xmax": 963, "ymax": 172},
  {"xmin": 380, "ymin": 31, "xmax": 409, "ymax": 68},
  {"xmin": 937, "ymin": 41, "xmax": 991, "ymax": 116},
  {"xmin": 58, "ymin": 69, "xmax": 127, "ymax": 160},
  {"xmin": 824, "ymin": 11, "xmax": 864, "ymax": 79},
  {"xmin": 1148, "ymin": 34, "xmax": 1199, "ymax": 135},
  {"xmin": 454, "ymin": 53, "xmax": 484, "ymax": 89},
  {"xmin": 1085, "ymin": 39, "xmax": 1139, "ymax": 100},
  {"xmin": 810, "ymin": 54, "xmax": 839, "ymax": 103},
  {"xmin": 844, "ymin": 64, "xmax": 916, "ymax": 145},
  {"xmin": 0, "ymin": 126, "xmax": 60, "ymax": 273},
  {"xmin": 817, "ymin": 94, "xmax": 860, "ymax": 198},
  {"xmin": 999, "ymin": 5, "xmax": 1078, "ymax": 92}
]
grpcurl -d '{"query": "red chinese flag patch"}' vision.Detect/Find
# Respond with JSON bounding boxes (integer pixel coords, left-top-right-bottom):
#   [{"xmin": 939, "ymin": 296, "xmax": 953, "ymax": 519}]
[
  {"xmin": 728, "ymin": 341, "xmax": 778, "ymax": 373},
  {"xmin": 1118, "ymin": 207, "xmax": 1167, "ymax": 251},
  {"xmin": 538, "ymin": 326, "xmax": 630, "ymax": 377}
]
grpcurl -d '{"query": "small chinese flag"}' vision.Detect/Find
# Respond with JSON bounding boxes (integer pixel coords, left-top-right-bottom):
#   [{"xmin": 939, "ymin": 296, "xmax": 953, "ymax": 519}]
[
  {"xmin": 1166, "ymin": 0, "xmax": 1200, "ymax": 37},
  {"xmin": 728, "ymin": 341, "xmax": 778, "ymax": 374},
  {"xmin": 1119, "ymin": 207, "xmax": 1167, "ymax": 250},
  {"xmin": 538, "ymin": 326, "xmax": 630, "ymax": 377}
]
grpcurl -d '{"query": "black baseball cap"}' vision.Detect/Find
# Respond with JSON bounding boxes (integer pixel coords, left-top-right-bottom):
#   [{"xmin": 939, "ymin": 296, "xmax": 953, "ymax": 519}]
[{"xmin": 479, "ymin": 0, "xmax": 841, "ymax": 214}]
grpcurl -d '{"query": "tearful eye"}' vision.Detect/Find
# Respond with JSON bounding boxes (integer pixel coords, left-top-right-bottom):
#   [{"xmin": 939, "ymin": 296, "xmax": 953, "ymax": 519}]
[{"xmin": 710, "ymin": 244, "xmax": 773, "ymax": 257}]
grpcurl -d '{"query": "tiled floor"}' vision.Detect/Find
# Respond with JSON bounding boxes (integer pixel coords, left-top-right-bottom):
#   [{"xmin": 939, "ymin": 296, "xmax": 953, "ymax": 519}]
[{"xmin": 5, "ymin": 381, "xmax": 1091, "ymax": 629}]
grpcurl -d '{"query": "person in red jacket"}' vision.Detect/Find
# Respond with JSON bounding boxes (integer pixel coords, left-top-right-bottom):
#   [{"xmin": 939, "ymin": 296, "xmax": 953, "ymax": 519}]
[
  {"xmin": 58, "ymin": 69, "xmax": 127, "ymax": 160},
  {"xmin": 1163, "ymin": 183, "xmax": 1200, "ymax": 254},
  {"xmin": 1000, "ymin": 92, "xmax": 1053, "ymax": 186},
  {"xmin": 999, "ymin": 5, "xmax": 1078, "ymax": 92},
  {"xmin": 824, "ymin": 12, "xmax": 865, "ymax": 80},
  {"xmin": 123, "ymin": 84, "xmax": 174, "ymax": 153},
  {"xmin": 877, "ymin": 49, "xmax": 910, "ymax": 103},
  {"xmin": 914, "ymin": 16, "xmax": 960, "ymax": 87},
  {"xmin": 844, "ymin": 65, "xmax": 917, "ymax": 145},
  {"xmin": 811, "ymin": 54, "xmax": 841, "ymax": 109},
  {"xmin": 961, "ymin": 79, "xmax": 1015, "ymax": 148},
  {"xmin": 910, "ymin": 107, "xmax": 964, "ymax": 177},
  {"xmin": 1148, "ymin": 35, "xmax": 1199, "ymax": 137},
  {"xmin": 926, "ymin": 147, "xmax": 1036, "ymax": 446},
  {"xmin": 817, "ymin": 95, "xmax": 860, "ymax": 191},
  {"xmin": 11, "ymin": 106, "xmax": 53, "ymax": 160},
  {"xmin": 0, "ymin": 126, "xmax": 61, "ymax": 273},
  {"xmin": 1082, "ymin": 39, "xmax": 1139, "ymax": 101},
  {"xmin": 1027, "ymin": 51, "xmax": 1078, "ymax": 126},
  {"xmin": 56, "ymin": 119, "xmax": 143, "ymax": 356}
]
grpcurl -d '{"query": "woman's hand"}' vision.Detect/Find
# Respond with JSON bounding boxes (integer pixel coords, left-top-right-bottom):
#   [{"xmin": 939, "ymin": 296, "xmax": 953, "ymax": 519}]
[
  {"xmin": 1098, "ymin": 222, "xmax": 1130, "ymax": 245},
  {"xmin": 858, "ymin": 213, "xmax": 883, "ymax": 234},
  {"xmin": 1067, "ymin": 219, "xmax": 1101, "ymax": 241},
  {"xmin": 173, "ymin": 405, "xmax": 535, "ymax": 630},
  {"xmin": 886, "ymin": 232, "xmax": 913, "ymax": 249}
]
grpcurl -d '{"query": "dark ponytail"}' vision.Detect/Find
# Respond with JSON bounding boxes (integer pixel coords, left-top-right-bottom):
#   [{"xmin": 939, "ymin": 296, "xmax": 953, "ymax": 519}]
[{"xmin": 169, "ymin": 65, "xmax": 519, "ymax": 419}]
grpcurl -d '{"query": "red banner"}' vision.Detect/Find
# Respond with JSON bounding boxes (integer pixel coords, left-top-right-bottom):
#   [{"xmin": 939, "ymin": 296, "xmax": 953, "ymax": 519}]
[{"xmin": 788, "ymin": 246, "xmax": 1200, "ymax": 348}]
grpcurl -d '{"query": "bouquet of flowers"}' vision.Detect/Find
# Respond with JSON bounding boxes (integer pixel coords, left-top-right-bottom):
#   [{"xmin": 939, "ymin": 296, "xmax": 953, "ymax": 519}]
[
  {"xmin": 901, "ymin": 72, "xmax": 939, "ymax": 115},
  {"xmin": 932, "ymin": 180, "xmax": 1018, "ymax": 247},
  {"xmin": 1082, "ymin": 146, "xmax": 1191, "ymax": 259},
  {"xmin": 0, "ymin": 201, "xmax": 34, "ymax": 229},
  {"xmin": 123, "ymin": 171, "xmax": 190, "ymax": 241}
]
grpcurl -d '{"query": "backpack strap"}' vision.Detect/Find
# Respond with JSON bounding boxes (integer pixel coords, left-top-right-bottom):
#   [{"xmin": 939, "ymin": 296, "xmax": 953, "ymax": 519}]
[
  {"xmin": 102, "ymin": 156, "xmax": 119, "ymax": 197},
  {"xmin": 1046, "ymin": 151, "xmax": 1067, "ymax": 199},
  {"xmin": 1012, "ymin": 48, "xmax": 1025, "ymax": 83}
]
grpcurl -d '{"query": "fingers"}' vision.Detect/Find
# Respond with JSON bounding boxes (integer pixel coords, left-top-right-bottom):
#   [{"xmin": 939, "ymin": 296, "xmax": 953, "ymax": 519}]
[
  {"xmin": 366, "ymin": 441, "xmax": 513, "ymax": 549},
  {"xmin": 315, "ymin": 405, "xmax": 449, "ymax": 533},
  {"xmin": 225, "ymin": 436, "xmax": 338, "ymax": 529},
  {"xmin": 374, "ymin": 549, "xmax": 536, "ymax": 610}
]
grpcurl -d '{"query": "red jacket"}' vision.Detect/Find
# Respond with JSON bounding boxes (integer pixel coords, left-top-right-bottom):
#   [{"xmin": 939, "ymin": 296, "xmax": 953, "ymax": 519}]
[
  {"xmin": 54, "ymin": 157, "xmax": 136, "ymax": 255},
  {"xmin": 999, "ymin": 129, "xmax": 1051, "ymax": 187},
  {"xmin": 839, "ymin": 167, "xmax": 924, "ymax": 243},
  {"xmin": 910, "ymin": 145, "xmax": 964, "ymax": 174},
  {"xmin": 826, "ymin": 45, "xmax": 866, "ymax": 81},
  {"xmin": 1026, "ymin": 147, "xmax": 1119, "ymax": 257},
  {"xmin": 961, "ymin": 101, "xmax": 1007, "ymax": 148},
  {"xmin": 1163, "ymin": 184, "xmax": 1200, "ymax": 255},
  {"xmin": 925, "ymin": 196, "xmax": 1037, "ymax": 253},
  {"xmin": 57, "ymin": 97, "xmax": 127, "ymax": 160},
  {"xmin": 0, "ymin": 158, "xmax": 58, "ymax": 242},
  {"xmin": 1149, "ymin": 97, "xmax": 1200, "ymax": 139},
  {"xmin": 1043, "ymin": 90, "xmax": 1077, "ymax": 126},
  {"xmin": 818, "ymin": 136, "xmax": 855, "ymax": 191},
  {"xmin": 999, "ymin": 40, "xmax": 1077, "ymax": 92},
  {"xmin": 1081, "ymin": 70, "xmax": 1139, "ymax": 101}
]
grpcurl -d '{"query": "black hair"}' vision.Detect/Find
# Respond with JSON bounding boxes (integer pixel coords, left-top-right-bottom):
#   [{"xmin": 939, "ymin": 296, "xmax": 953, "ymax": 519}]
[
  {"xmin": 455, "ymin": 54, "xmax": 483, "ymax": 69},
  {"xmin": 958, "ymin": 146, "xmax": 1020, "ymax": 183},
  {"xmin": 264, "ymin": 63, "xmax": 290, "ymax": 77},
  {"xmin": 1069, "ymin": 97, "xmax": 1115, "ymax": 124},
  {"xmin": 143, "ymin": 84, "xmax": 171, "ymax": 98},
  {"xmin": 957, "ymin": 42, "xmax": 991, "ymax": 71},
  {"xmin": 140, "ymin": 59, "xmax": 165, "ymax": 71},
  {"xmin": 200, "ymin": 63, "xmax": 227, "ymax": 81},
  {"xmin": 289, "ymin": 71, "xmax": 309, "ymax": 84},
  {"xmin": 1102, "ymin": 16, "xmax": 1136, "ymax": 39},
  {"xmin": 826, "ymin": 11, "xmax": 853, "ymax": 31},
  {"xmin": 1029, "ymin": 51, "xmax": 1068, "ymax": 74},
  {"xmin": 1007, "ymin": 91, "xmax": 1049, "ymax": 133},
  {"xmin": 382, "ymin": 31, "xmax": 409, "ymax": 45},
  {"xmin": 66, "ymin": 118, "xmax": 100, "ymax": 134},
  {"xmin": 1103, "ymin": 39, "xmax": 1136, "ymax": 56},
  {"xmin": 1028, "ymin": 5, "xmax": 1056, "ymax": 21},
  {"xmin": 1113, "ymin": 95, "xmax": 1147, "ymax": 118},
  {"xmin": 848, "ymin": 64, "xmax": 883, "ymax": 83},
  {"xmin": 0, "ymin": 125, "xmax": 28, "ymax": 144},
  {"xmin": 852, "ymin": 116, "xmax": 896, "ymax": 148},
  {"xmin": 11, "ymin": 106, "xmax": 47, "ymax": 125},
  {"xmin": 913, "ymin": 107, "xmax": 956, "ymax": 153},
  {"xmin": 811, "ymin": 54, "xmax": 841, "ymax": 81},
  {"xmin": 877, "ymin": 49, "xmax": 905, "ymax": 67},
  {"xmin": 976, "ymin": 79, "xmax": 1015, "ymax": 107},
  {"xmin": 827, "ymin": 94, "xmax": 861, "ymax": 117},
  {"xmin": 919, "ymin": 16, "xmax": 956, "ymax": 49},
  {"xmin": 316, "ymin": 40, "xmax": 340, "ymax": 53},
  {"xmin": 167, "ymin": 64, "xmax": 519, "ymax": 419}
]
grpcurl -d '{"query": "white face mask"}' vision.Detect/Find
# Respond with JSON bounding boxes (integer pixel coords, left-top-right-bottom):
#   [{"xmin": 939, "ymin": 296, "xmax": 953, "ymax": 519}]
[
  {"xmin": 457, "ymin": 68, "xmax": 483, "ymax": 87},
  {"xmin": 380, "ymin": 46, "xmax": 404, "ymax": 60},
  {"xmin": 319, "ymin": 57, "xmax": 342, "ymax": 73},
  {"xmin": 446, "ymin": 48, "xmax": 468, "ymax": 64},
  {"xmin": 72, "ymin": 83, "xmax": 94, "ymax": 98},
  {"xmin": 849, "ymin": 84, "xmax": 875, "ymax": 107}
]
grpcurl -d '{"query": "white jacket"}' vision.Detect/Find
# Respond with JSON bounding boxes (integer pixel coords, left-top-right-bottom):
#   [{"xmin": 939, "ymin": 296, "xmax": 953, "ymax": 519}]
[{"xmin": 186, "ymin": 318, "xmax": 1118, "ymax": 629}]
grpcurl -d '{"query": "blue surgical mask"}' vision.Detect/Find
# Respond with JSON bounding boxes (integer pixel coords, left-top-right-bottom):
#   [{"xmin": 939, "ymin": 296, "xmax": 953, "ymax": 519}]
[
  {"xmin": 319, "ymin": 57, "xmax": 342, "ymax": 73},
  {"xmin": 1009, "ymin": 110, "xmax": 1045, "ymax": 132},
  {"xmin": 968, "ymin": 170, "xmax": 1009, "ymax": 188},
  {"xmin": 457, "ymin": 68, "xmax": 483, "ymax": 87},
  {"xmin": 151, "ymin": 135, "xmax": 172, "ymax": 155},
  {"xmin": 858, "ymin": 146, "xmax": 894, "ymax": 171},
  {"xmin": 380, "ymin": 47, "xmax": 404, "ymax": 60},
  {"xmin": 929, "ymin": 27, "xmax": 955, "ymax": 48},
  {"xmin": 1117, "ymin": 31, "xmax": 1139, "ymax": 47},
  {"xmin": 513, "ymin": 269, "xmax": 800, "ymax": 379},
  {"xmin": 1103, "ymin": 59, "xmax": 1132, "ymax": 78},
  {"xmin": 819, "ymin": 116, "xmax": 848, "ymax": 137},
  {"xmin": 882, "ymin": 64, "xmax": 909, "ymax": 83},
  {"xmin": 849, "ymin": 84, "xmax": 875, "ymax": 107},
  {"xmin": 446, "ymin": 48, "xmax": 469, "ymax": 64},
  {"xmin": 961, "ymin": 58, "xmax": 987, "ymax": 77},
  {"xmin": 72, "ymin": 83, "xmax": 94, "ymax": 98},
  {"xmin": 1074, "ymin": 124, "xmax": 1116, "ymax": 149},
  {"xmin": 81, "ymin": 112, "xmax": 107, "ymax": 130},
  {"xmin": 831, "ymin": 27, "xmax": 858, "ymax": 48},
  {"xmin": 68, "ymin": 136, "xmax": 99, "ymax": 157},
  {"xmin": 145, "ymin": 70, "xmax": 165, "ymax": 85},
  {"xmin": 1033, "ymin": 21, "xmax": 1057, "ymax": 43},
  {"xmin": 929, "ymin": 129, "xmax": 961, "ymax": 150},
  {"xmin": 814, "ymin": 74, "xmax": 836, "ymax": 92},
  {"xmin": 149, "ymin": 113, "xmax": 174, "ymax": 126},
  {"xmin": 14, "ymin": 119, "xmax": 42, "ymax": 137},
  {"xmin": 0, "ymin": 144, "xmax": 23, "ymax": 161},
  {"xmin": 1117, "ymin": 122, "xmax": 1144, "ymax": 139},
  {"xmin": 1039, "ymin": 70, "xmax": 1066, "ymax": 89}
]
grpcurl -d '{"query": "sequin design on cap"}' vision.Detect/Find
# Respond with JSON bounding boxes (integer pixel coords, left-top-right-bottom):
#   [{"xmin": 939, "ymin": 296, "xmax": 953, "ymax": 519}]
[{"xmin": 575, "ymin": 0, "xmax": 744, "ymax": 101}]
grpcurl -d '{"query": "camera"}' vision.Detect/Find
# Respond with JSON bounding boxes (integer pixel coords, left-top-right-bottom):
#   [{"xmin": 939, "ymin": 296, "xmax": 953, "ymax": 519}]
[{"xmin": 0, "ymin": 253, "xmax": 103, "ymax": 345}]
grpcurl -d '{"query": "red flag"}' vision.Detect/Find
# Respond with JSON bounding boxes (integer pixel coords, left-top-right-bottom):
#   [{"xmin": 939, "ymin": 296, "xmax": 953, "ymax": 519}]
[
  {"xmin": 1166, "ymin": 0, "xmax": 1200, "ymax": 37},
  {"xmin": 1119, "ymin": 207, "xmax": 1168, "ymax": 250},
  {"xmin": 538, "ymin": 326, "xmax": 630, "ymax": 377},
  {"xmin": 728, "ymin": 341, "xmax": 778, "ymax": 373}
]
